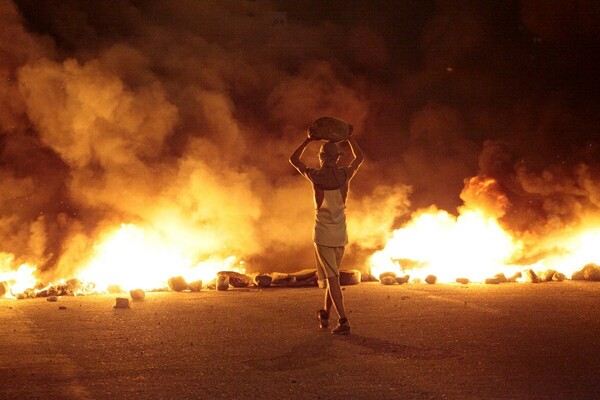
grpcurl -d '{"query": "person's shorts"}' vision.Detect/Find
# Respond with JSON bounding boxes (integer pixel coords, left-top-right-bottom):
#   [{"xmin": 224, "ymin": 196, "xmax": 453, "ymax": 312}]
[{"xmin": 314, "ymin": 243, "xmax": 345, "ymax": 282}]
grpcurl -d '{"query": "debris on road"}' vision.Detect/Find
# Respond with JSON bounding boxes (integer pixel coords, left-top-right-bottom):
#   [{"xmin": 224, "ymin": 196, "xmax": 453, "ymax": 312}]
[
  {"xmin": 188, "ymin": 280, "xmax": 203, "ymax": 292},
  {"xmin": 168, "ymin": 276, "xmax": 189, "ymax": 292},
  {"xmin": 216, "ymin": 275, "xmax": 229, "ymax": 291},
  {"xmin": 254, "ymin": 274, "xmax": 272, "ymax": 288},
  {"xmin": 114, "ymin": 298, "xmax": 130, "ymax": 309},
  {"xmin": 130, "ymin": 289, "xmax": 145, "ymax": 300}
]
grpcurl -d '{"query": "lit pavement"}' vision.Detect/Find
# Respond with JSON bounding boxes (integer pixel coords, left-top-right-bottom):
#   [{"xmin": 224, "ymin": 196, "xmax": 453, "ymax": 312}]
[{"xmin": 1, "ymin": 281, "xmax": 600, "ymax": 399}]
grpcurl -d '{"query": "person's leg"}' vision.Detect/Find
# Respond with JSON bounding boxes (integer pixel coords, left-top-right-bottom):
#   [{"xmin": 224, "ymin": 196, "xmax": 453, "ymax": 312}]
[
  {"xmin": 324, "ymin": 286, "xmax": 333, "ymax": 315},
  {"xmin": 315, "ymin": 244, "xmax": 331, "ymax": 328},
  {"xmin": 326, "ymin": 275, "xmax": 346, "ymax": 320}
]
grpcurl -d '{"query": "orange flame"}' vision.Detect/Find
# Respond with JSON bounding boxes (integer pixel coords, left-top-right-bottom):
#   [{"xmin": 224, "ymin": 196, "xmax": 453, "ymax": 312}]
[
  {"xmin": 369, "ymin": 207, "xmax": 522, "ymax": 282},
  {"xmin": 77, "ymin": 224, "xmax": 242, "ymax": 292}
]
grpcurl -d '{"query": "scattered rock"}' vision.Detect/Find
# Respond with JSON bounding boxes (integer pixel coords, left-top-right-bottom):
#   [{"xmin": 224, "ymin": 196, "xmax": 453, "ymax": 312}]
[
  {"xmin": 216, "ymin": 275, "xmax": 229, "ymax": 291},
  {"xmin": 507, "ymin": 272, "xmax": 522, "ymax": 282},
  {"xmin": 523, "ymin": 269, "xmax": 539, "ymax": 283},
  {"xmin": 58, "ymin": 306, "xmax": 67, "ymax": 310},
  {"xmin": 379, "ymin": 272, "xmax": 397, "ymax": 281},
  {"xmin": 425, "ymin": 275, "xmax": 437, "ymax": 285},
  {"xmin": 360, "ymin": 272, "xmax": 379, "ymax": 282},
  {"xmin": 380, "ymin": 276, "xmax": 397, "ymax": 285},
  {"xmin": 494, "ymin": 273, "xmax": 508, "ymax": 283},
  {"xmin": 218, "ymin": 271, "xmax": 252, "ymax": 288},
  {"xmin": 485, "ymin": 278, "xmax": 500, "ymax": 285},
  {"xmin": 540, "ymin": 270, "xmax": 557, "ymax": 282},
  {"xmin": 456, "ymin": 277, "xmax": 470, "ymax": 284},
  {"xmin": 289, "ymin": 274, "xmax": 318, "ymax": 287},
  {"xmin": 114, "ymin": 297, "xmax": 130, "ymax": 309},
  {"xmin": 47, "ymin": 296, "xmax": 58, "ymax": 302},
  {"xmin": 552, "ymin": 272, "xmax": 566, "ymax": 282},
  {"xmin": 340, "ymin": 270, "xmax": 361, "ymax": 286},
  {"xmin": 130, "ymin": 289, "xmax": 145, "ymax": 300},
  {"xmin": 288, "ymin": 269, "xmax": 318, "ymax": 281},
  {"xmin": 168, "ymin": 276, "xmax": 189, "ymax": 292},
  {"xmin": 582, "ymin": 264, "xmax": 600, "ymax": 281},
  {"xmin": 0, "ymin": 281, "xmax": 7, "ymax": 297},
  {"xmin": 396, "ymin": 275, "xmax": 410, "ymax": 284},
  {"xmin": 254, "ymin": 274, "xmax": 272, "ymax": 288},
  {"xmin": 188, "ymin": 280, "xmax": 203, "ymax": 292},
  {"xmin": 270, "ymin": 272, "xmax": 293, "ymax": 286},
  {"xmin": 66, "ymin": 279, "xmax": 83, "ymax": 292},
  {"xmin": 571, "ymin": 270, "xmax": 586, "ymax": 281}
]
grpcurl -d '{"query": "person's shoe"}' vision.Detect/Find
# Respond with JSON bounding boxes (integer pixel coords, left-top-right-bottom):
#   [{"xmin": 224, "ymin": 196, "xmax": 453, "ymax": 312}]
[
  {"xmin": 317, "ymin": 310, "xmax": 329, "ymax": 329},
  {"xmin": 331, "ymin": 319, "xmax": 350, "ymax": 335}
]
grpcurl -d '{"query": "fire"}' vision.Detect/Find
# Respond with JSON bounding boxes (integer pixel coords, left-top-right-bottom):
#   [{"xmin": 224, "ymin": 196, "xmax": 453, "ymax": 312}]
[
  {"xmin": 0, "ymin": 254, "xmax": 37, "ymax": 298},
  {"xmin": 77, "ymin": 224, "xmax": 243, "ymax": 292},
  {"xmin": 369, "ymin": 206, "xmax": 522, "ymax": 282},
  {"xmin": 525, "ymin": 226, "xmax": 600, "ymax": 278}
]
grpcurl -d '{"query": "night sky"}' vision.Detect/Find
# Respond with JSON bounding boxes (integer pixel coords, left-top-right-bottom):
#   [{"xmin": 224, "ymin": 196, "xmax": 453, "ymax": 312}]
[{"xmin": 1, "ymin": 0, "xmax": 600, "ymax": 276}]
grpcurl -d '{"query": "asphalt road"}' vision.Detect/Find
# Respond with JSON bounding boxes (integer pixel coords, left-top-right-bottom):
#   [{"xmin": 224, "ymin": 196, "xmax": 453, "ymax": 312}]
[{"xmin": 1, "ymin": 281, "xmax": 600, "ymax": 399}]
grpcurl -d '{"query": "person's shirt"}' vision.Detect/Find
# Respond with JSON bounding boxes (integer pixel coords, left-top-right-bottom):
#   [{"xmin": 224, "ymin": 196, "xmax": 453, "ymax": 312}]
[{"xmin": 302, "ymin": 162, "xmax": 352, "ymax": 246}]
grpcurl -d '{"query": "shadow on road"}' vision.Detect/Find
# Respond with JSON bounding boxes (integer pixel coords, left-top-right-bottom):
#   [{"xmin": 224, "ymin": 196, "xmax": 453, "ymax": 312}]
[
  {"xmin": 245, "ymin": 332, "xmax": 454, "ymax": 372},
  {"xmin": 339, "ymin": 334, "xmax": 454, "ymax": 360}
]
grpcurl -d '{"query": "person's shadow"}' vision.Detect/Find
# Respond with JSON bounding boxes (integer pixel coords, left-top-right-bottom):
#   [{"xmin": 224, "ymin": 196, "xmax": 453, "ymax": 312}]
[
  {"xmin": 339, "ymin": 333, "xmax": 453, "ymax": 360},
  {"xmin": 245, "ymin": 333, "xmax": 453, "ymax": 371}
]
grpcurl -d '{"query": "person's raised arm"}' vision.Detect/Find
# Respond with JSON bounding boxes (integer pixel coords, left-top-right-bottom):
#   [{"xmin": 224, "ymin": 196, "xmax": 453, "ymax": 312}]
[
  {"xmin": 289, "ymin": 137, "xmax": 314, "ymax": 175},
  {"xmin": 346, "ymin": 136, "xmax": 364, "ymax": 176}
]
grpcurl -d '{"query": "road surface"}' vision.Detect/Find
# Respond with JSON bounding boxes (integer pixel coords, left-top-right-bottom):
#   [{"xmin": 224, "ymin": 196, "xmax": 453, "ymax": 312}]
[{"xmin": 1, "ymin": 281, "xmax": 599, "ymax": 399}]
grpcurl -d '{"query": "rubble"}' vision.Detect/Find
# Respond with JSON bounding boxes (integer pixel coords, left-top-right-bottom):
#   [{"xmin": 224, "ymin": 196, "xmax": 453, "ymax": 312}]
[
  {"xmin": 540, "ymin": 270, "xmax": 557, "ymax": 282},
  {"xmin": 216, "ymin": 275, "xmax": 229, "ymax": 291},
  {"xmin": 552, "ymin": 272, "xmax": 566, "ymax": 282},
  {"xmin": 218, "ymin": 271, "xmax": 252, "ymax": 288},
  {"xmin": 507, "ymin": 272, "xmax": 522, "ymax": 282},
  {"xmin": 379, "ymin": 272, "xmax": 396, "ymax": 281},
  {"xmin": 188, "ymin": 280, "xmax": 203, "ymax": 292},
  {"xmin": 266, "ymin": 270, "xmax": 318, "ymax": 288},
  {"xmin": 523, "ymin": 269, "xmax": 539, "ymax": 283},
  {"xmin": 168, "ymin": 276, "xmax": 189, "ymax": 292},
  {"xmin": 571, "ymin": 270, "xmax": 585, "ymax": 280},
  {"xmin": 130, "ymin": 289, "xmax": 145, "ymax": 300},
  {"xmin": 114, "ymin": 298, "xmax": 130, "ymax": 309},
  {"xmin": 254, "ymin": 274, "xmax": 272, "ymax": 288},
  {"xmin": 339, "ymin": 270, "xmax": 361, "ymax": 286},
  {"xmin": 361, "ymin": 273, "xmax": 379, "ymax": 282},
  {"xmin": 582, "ymin": 264, "xmax": 600, "ymax": 281}
]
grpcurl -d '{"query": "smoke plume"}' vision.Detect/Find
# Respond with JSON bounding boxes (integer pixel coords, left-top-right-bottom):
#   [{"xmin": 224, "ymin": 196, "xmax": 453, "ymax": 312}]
[{"xmin": 1, "ymin": 0, "xmax": 599, "ymax": 280}]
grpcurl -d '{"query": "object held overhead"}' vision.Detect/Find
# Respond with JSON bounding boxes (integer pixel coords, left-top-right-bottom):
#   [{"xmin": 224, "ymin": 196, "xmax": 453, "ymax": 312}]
[{"xmin": 308, "ymin": 116, "xmax": 353, "ymax": 142}]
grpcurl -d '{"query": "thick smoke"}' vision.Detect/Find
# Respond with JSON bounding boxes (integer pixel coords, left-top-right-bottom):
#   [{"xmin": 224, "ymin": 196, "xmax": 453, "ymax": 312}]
[{"xmin": 1, "ymin": 0, "xmax": 600, "ymax": 280}]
